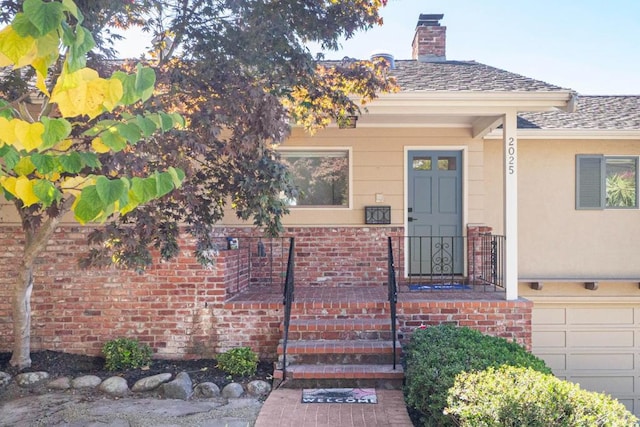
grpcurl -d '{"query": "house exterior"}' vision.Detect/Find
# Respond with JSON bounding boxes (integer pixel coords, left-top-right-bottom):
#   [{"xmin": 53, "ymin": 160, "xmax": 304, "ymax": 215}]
[{"xmin": 1, "ymin": 13, "xmax": 640, "ymax": 414}]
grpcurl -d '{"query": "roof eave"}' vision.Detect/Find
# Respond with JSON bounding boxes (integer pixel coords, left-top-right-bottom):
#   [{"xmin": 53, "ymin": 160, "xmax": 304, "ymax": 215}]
[
  {"xmin": 368, "ymin": 90, "xmax": 577, "ymax": 113},
  {"xmin": 485, "ymin": 128, "xmax": 640, "ymax": 140}
]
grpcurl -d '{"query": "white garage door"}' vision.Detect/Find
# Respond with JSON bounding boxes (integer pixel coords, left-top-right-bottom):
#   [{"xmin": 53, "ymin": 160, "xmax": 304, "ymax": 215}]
[{"xmin": 532, "ymin": 301, "xmax": 640, "ymax": 416}]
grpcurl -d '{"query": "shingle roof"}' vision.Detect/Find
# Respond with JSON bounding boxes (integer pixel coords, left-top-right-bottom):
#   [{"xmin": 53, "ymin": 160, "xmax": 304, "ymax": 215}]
[
  {"xmin": 390, "ymin": 60, "xmax": 569, "ymax": 92},
  {"xmin": 382, "ymin": 59, "xmax": 640, "ymax": 131},
  {"xmin": 518, "ymin": 96, "xmax": 640, "ymax": 130}
]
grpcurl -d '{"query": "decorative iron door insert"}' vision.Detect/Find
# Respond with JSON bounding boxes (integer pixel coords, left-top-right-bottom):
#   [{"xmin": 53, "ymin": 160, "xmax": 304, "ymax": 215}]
[{"xmin": 407, "ymin": 150, "xmax": 463, "ymax": 275}]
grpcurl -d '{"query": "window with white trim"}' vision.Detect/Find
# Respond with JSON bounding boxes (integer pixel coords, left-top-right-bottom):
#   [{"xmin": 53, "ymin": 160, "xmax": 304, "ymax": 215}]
[
  {"xmin": 576, "ymin": 155, "xmax": 638, "ymax": 209},
  {"xmin": 281, "ymin": 150, "xmax": 349, "ymax": 207}
]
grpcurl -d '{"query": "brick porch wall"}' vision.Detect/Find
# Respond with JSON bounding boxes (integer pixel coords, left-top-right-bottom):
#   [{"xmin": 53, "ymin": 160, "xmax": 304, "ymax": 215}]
[
  {"xmin": 0, "ymin": 224, "xmax": 529, "ymax": 359},
  {"xmin": 397, "ymin": 300, "xmax": 532, "ymax": 350},
  {"xmin": 214, "ymin": 226, "xmax": 405, "ymax": 287}
]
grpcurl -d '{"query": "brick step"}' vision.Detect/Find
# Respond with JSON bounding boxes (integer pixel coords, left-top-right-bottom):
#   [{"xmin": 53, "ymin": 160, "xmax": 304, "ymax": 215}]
[
  {"xmin": 284, "ymin": 318, "xmax": 395, "ymax": 340},
  {"xmin": 286, "ymin": 300, "xmax": 390, "ymax": 317},
  {"xmin": 273, "ymin": 364, "xmax": 404, "ymax": 390},
  {"xmin": 277, "ymin": 340, "xmax": 401, "ymax": 365}
]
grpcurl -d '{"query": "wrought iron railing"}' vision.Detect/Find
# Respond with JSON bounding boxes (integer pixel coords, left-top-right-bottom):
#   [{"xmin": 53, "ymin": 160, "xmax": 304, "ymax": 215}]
[
  {"xmin": 220, "ymin": 236, "xmax": 292, "ymax": 295},
  {"xmin": 387, "ymin": 237, "xmax": 398, "ymax": 370},
  {"xmin": 281, "ymin": 238, "xmax": 295, "ymax": 381},
  {"xmin": 389, "ymin": 234, "xmax": 505, "ymax": 291}
]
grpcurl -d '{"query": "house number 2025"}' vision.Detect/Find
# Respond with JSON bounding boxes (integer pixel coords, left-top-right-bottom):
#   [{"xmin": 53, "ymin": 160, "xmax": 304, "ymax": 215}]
[{"xmin": 507, "ymin": 137, "xmax": 516, "ymax": 174}]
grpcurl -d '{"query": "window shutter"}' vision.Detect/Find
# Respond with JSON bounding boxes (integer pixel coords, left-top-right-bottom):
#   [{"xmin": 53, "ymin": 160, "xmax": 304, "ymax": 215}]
[{"xmin": 576, "ymin": 155, "xmax": 604, "ymax": 209}]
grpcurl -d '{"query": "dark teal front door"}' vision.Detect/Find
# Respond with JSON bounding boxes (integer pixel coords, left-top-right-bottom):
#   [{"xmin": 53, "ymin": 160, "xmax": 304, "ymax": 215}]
[{"xmin": 408, "ymin": 150, "xmax": 463, "ymax": 275}]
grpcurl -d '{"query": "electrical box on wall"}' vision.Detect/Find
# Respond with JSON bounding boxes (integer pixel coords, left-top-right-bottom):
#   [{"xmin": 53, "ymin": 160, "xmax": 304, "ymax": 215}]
[{"xmin": 365, "ymin": 206, "xmax": 391, "ymax": 224}]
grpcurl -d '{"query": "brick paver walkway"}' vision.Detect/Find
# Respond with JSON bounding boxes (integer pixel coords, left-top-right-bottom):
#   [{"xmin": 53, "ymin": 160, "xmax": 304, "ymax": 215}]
[{"xmin": 255, "ymin": 389, "xmax": 414, "ymax": 427}]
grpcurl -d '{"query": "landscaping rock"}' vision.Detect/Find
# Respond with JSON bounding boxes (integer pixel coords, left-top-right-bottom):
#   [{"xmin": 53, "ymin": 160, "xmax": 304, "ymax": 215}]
[
  {"xmin": 162, "ymin": 371, "xmax": 193, "ymax": 400},
  {"xmin": 99, "ymin": 376, "xmax": 130, "ymax": 397},
  {"xmin": 15, "ymin": 371, "xmax": 49, "ymax": 387},
  {"xmin": 0, "ymin": 371, "xmax": 12, "ymax": 388},
  {"xmin": 72, "ymin": 375, "xmax": 102, "ymax": 389},
  {"xmin": 221, "ymin": 382, "xmax": 244, "ymax": 398},
  {"xmin": 247, "ymin": 380, "xmax": 271, "ymax": 397},
  {"xmin": 132, "ymin": 373, "xmax": 172, "ymax": 392},
  {"xmin": 194, "ymin": 381, "xmax": 220, "ymax": 398},
  {"xmin": 47, "ymin": 376, "xmax": 71, "ymax": 390}
]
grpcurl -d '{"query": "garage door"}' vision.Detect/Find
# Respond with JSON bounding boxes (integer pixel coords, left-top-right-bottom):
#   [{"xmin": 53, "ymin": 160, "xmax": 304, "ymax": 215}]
[{"xmin": 532, "ymin": 301, "xmax": 640, "ymax": 416}]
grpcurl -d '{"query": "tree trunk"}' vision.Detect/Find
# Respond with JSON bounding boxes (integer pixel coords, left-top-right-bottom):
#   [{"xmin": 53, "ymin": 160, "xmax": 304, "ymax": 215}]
[
  {"xmin": 10, "ymin": 260, "xmax": 34, "ymax": 369},
  {"xmin": 10, "ymin": 199, "xmax": 73, "ymax": 369}
]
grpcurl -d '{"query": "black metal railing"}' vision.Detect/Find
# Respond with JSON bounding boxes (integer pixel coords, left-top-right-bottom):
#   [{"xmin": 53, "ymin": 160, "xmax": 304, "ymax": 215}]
[
  {"xmin": 220, "ymin": 236, "xmax": 292, "ymax": 295},
  {"xmin": 387, "ymin": 237, "xmax": 398, "ymax": 370},
  {"xmin": 473, "ymin": 233, "xmax": 505, "ymax": 289},
  {"xmin": 389, "ymin": 235, "xmax": 506, "ymax": 291},
  {"xmin": 281, "ymin": 238, "xmax": 295, "ymax": 381}
]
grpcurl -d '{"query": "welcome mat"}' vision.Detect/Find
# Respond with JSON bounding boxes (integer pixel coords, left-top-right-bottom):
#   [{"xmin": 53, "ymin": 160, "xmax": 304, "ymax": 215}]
[
  {"xmin": 301, "ymin": 388, "xmax": 377, "ymax": 404},
  {"xmin": 409, "ymin": 283, "xmax": 470, "ymax": 291}
]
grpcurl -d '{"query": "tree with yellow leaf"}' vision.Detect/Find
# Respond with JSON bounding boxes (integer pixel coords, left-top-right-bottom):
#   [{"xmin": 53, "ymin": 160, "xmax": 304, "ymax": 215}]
[
  {"xmin": 0, "ymin": 0, "xmax": 396, "ymax": 369},
  {"xmin": 0, "ymin": 0, "xmax": 184, "ymax": 369}
]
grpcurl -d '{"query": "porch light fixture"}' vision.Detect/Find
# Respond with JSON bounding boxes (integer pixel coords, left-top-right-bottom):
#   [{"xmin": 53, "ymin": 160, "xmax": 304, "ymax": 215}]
[{"xmin": 338, "ymin": 115, "xmax": 358, "ymax": 129}]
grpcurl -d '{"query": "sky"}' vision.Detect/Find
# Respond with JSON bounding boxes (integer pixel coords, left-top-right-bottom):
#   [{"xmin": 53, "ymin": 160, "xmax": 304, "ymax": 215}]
[{"xmin": 114, "ymin": 0, "xmax": 640, "ymax": 95}]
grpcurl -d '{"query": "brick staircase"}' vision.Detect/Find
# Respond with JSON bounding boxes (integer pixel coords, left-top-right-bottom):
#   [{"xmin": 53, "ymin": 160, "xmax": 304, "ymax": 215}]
[{"xmin": 273, "ymin": 299, "xmax": 404, "ymax": 389}]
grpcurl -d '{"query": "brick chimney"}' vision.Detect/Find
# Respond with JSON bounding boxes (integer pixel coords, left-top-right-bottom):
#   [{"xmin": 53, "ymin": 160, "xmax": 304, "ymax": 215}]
[{"xmin": 412, "ymin": 14, "xmax": 446, "ymax": 62}]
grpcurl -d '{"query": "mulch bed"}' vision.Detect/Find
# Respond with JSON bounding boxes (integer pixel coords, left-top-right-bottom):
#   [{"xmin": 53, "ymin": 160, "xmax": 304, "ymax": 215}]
[{"xmin": 0, "ymin": 350, "xmax": 272, "ymax": 388}]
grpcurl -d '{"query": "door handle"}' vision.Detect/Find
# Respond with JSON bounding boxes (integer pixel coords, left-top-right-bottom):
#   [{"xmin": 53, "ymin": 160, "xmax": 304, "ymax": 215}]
[{"xmin": 408, "ymin": 217, "xmax": 416, "ymax": 222}]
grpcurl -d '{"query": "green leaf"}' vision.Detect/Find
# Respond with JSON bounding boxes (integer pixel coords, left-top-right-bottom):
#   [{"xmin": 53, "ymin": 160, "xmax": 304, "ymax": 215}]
[
  {"xmin": 135, "ymin": 115, "xmax": 157, "ymax": 137},
  {"xmin": 58, "ymin": 152, "xmax": 83, "ymax": 173},
  {"xmin": 167, "ymin": 167, "xmax": 185, "ymax": 188},
  {"xmin": 33, "ymin": 179, "xmax": 59, "ymax": 206},
  {"xmin": 11, "ymin": 13, "xmax": 40, "ymax": 38},
  {"xmin": 96, "ymin": 176, "xmax": 126, "ymax": 205},
  {"xmin": 155, "ymin": 171, "xmax": 174, "ymax": 197},
  {"xmin": 61, "ymin": 0, "xmax": 82, "ymax": 24},
  {"xmin": 60, "ymin": 21, "xmax": 75, "ymax": 48},
  {"xmin": 74, "ymin": 185, "xmax": 103, "ymax": 223},
  {"xmin": 83, "ymin": 119, "xmax": 117, "ymax": 137},
  {"xmin": 0, "ymin": 145, "xmax": 20, "ymax": 170},
  {"xmin": 147, "ymin": 113, "xmax": 163, "ymax": 131},
  {"xmin": 23, "ymin": 0, "xmax": 64, "ymax": 37},
  {"xmin": 134, "ymin": 64, "xmax": 156, "ymax": 102},
  {"xmin": 116, "ymin": 122, "xmax": 142, "ymax": 144},
  {"xmin": 41, "ymin": 117, "xmax": 72, "ymax": 150},
  {"xmin": 13, "ymin": 156, "xmax": 36, "ymax": 175},
  {"xmin": 112, "ymin": 71, "xmax": 138, "ymax": 105},
  {"xmin": 0, "ymin": 100, "xmax": 15, "ymax": 119},
  {"xmin": 131, "ymin": 177, "xmax": 157, "ymax": 204},
  {"xmin": 66, "ymin": 25, "xmax": 94, "ymax": 72},
  {"xmin": 100, "ymin": 129, "xmax": 128, "ymax": 152},
  {"xmin": 171, "ymin": 112, "xmax": 185, "ymax": 128},
  {"xmin": 159, "ymin": 113, "xmax": 174, "ymax": 132},
  {"xmin": 78, "ymin": 152, "xmax": 101, "ymax": 169},
  {"xmin": 31, "ymin": 153, "xmax": 57, "ymax": 174},
  {"xmin": 118, "ymin": 177, "xmax": 131, "ymax": 205}
]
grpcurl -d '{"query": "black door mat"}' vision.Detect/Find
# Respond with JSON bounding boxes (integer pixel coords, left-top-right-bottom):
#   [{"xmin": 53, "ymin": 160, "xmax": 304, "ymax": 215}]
[
  {"xmin": 301, "ymin": 388, "xmax": 377, "ymax": 404},
  {"xmin": 408, "ymin": 283, "xmax": 470, "ymax": 291}
]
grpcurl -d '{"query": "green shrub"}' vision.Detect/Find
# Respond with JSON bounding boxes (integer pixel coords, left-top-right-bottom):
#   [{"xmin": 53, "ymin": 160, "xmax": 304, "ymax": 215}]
[
  {"xmin": 102, "ymin": 338, "xmax": 153, "ymax": 371},
  {"xmin": 216, "ymin": 347, "xmax": 258, "ymax": 377},
  {"xmin": 446, "ymin": 365, "xmax": 638, "ymax": 426},
  {"xmin": 403, "ymin": 324, "xmax": 551, "ymax": 427}
]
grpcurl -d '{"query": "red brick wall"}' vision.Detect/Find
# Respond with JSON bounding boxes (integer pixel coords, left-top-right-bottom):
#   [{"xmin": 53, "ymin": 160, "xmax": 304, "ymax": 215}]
[
  {"xmin": 397, "ymin": 300, "xmax": 533, "ymax": 350},
  {"xmin": 0, "ymin": 226, "xmax": 254, "ymax": 358},
  {"xmin": 0, "ymin": 224, "xmax": 530, "ymax": 360},
  {"xmin": 0, "ymin": 225, "xmax": 403, "ymax": 358},
  {"xmin": 213, "ymin": 226, "xmax": 404, "ymax": 287}
]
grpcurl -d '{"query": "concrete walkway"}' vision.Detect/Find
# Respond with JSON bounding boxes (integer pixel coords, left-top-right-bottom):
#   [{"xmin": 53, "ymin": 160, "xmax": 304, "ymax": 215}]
[{"xmin": 255, "ymin": 389, "xmax": 414, "ymax": 427}]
